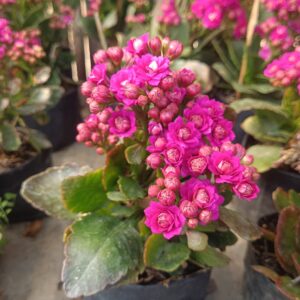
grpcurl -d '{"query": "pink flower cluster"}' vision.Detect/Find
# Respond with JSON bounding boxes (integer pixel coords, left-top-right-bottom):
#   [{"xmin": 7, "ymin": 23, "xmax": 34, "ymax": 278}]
[
  {"xmin": 256, "ymin": 17, "xmax": 294, "ymax": 61},
  {"xmin": 50, "ymin": 4, "xmax": 74, "ymax": 29},
  {"xmin": 78, "ymin": 33, "xmax": 260, "ymax": 240},
  {"xmin": 126, "ymin": 14, "xmax": 146, "ymax": 24},
  {"xmin": 264, "ymin": 47, "xmax": 300, "ymax": 95},
  {"xmin": 158, "ymin": 0, "xmax": 181, "ymax": 26},
  {"xmin": 190, "ymin": 0, "xmax": 247, "ymax": 38},
  {"xmin": 261, "ymin": 0, "xmax": 300, "ymax": 20},
  {"xmin": 0, "ymin": 0, "xmax": 15, "ymax": 4},
  {"xmin": 0, "ymin": 18, "xmax": 44, "ymax": 63},
  {"xmin": 87, "ymin": 0, "xmax": 102, "ymax": 16}
]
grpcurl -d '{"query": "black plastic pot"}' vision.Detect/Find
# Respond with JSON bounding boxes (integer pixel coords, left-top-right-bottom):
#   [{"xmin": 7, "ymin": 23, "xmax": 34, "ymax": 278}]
[
  {"xmin": 25, "ymin": 88, "xmax": 81, "ymax": 151},
  {"xmin": 243, "ymin": 214, "xmax": 287, "ymax": 300},
  {"xmin": 0, "ymin": 148, "xmax": 52, "ymax": 223},
  {"xmin": 85, "ymin": 269, "xmax": 211, "ymax": 300}
]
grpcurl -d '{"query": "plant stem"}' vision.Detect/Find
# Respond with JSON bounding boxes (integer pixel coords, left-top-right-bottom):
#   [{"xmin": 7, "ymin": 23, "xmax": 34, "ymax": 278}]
[
  {"xmin": 237, "ymin": 0, "xmax": 260, "ymax": 98},
  {"xmin": 94, "ymin": 12, "xmax": 107, "ymax": 50}
]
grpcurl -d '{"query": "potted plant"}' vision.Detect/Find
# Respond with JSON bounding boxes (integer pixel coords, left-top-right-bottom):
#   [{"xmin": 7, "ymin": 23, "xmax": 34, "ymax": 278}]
[
  {"xmin": 21, "ymin": 34, "xmax": 261, "ymax": 299},
  {"xmin": 0, "ymin": 16, "xmax": 60, "ymax": 222},
  {"xmin": 2, "ymin": 0, "xmax": 81, "ymax": 150},
  {"xmin": 244, "ymin": 187, "xmax": 300, "ymax": 300}
]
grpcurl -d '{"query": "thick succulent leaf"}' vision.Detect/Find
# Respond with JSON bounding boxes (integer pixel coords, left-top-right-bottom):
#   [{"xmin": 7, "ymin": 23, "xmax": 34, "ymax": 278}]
[
  {"xmin": 21, "ymin": 164, "xmax": 91, "ymax": 219},
  {"xmin": 252, "ymin": 265, "xmax": 279, "ymax": 282},
  {"xmin": 273, "ymin": 188, "xmax": 291, "ymax": 211},
  {"xmin": 289, "ymin": 190, "xmax": 300, "ymax": 209},
  {"xmin": 190, "ymin": 246, "xmax": 230, "ymax": 268},
  {"xmin": 247, "ymin": 144, "xmax": 283, "ymax": 173},
  {"xmin": 186, "ymin": 231, "xmax": 208, "ymax": 251},
  {"xmin": 33, "ymin": 66, "xmax": 51, "ymax": 85},
  {"xmin": 125, "ymin": 144, "xmax": 146, "ymax": 165},
  {"xmin": 143, "ymin": 234, "xmax": 190, "ymax": 272},
  {"xmin": 118, "ymin": 176, "xmax": 145, "ymax": 200},
  {"xmin": 208, "ymin": 230, "xmax": 238, "ymax": 250},
  {"xmin": 28, "ymin": 129, "xmax": 52, "ymax": 151},
  {"xmin": 230, "ymin": 98, "xmax": 287, "ymax": 116},
  {"xmin": 62, "ymin": 215, "xmax": 143, "ymax": 298},
  {"xmin": 0, "ymin": 123, "xmax": 21, "ymax": 152},
  {"xmin": 275, "ymin": 206, "xmax": 300, "ymax": 275},
  {"xmin": 107, "ymin": 191, "xmax": 128, "ymax": 202},
  {"xmin": 276, "ymin": 276, "xmax": 300, "ymax": 299},
  {"xmin": 62, "ymin": 169, "xmax": 108, "ymax": 213},
  {"xmin": 220, "ymin": 207, "xmax": 261, "ymax": 241}
]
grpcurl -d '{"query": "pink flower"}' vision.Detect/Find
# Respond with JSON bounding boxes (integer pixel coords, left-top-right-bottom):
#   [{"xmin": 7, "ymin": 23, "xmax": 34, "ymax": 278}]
[
  {"xmin": 209, "ymin": 119, "xmax": 235, "ymax": 146},
  {"xmin": 108, "ymin": 109, "xmax": 136, "ymax": 138},
  {"xmin": 126, "ymin": 33, "xmax": 149, "ymax": 56},
  {"xmin": 88, "ymin": 64, "xmax": 108, "ymax": 85},
  {"xmin": 194, "ymin": 96, "xmax": 225, "ymax": 119},
  {"xmin": 233, "ymin": 180, "xmax": 260, "ymax": 201},
  {"xmin": 144, "ymin": 201, "xmax": 185, "ymax": 239},
  {"xmin": 134, "ymin": 54, "xmax": 171, "ymax": 86},
  {"xmin": 110, "ymin": 68, "xmax": 142, "ymax": 106},
  {"xmin": 209, "ymin": 151, "xmax": 243, "ymax": 184},
  {"xmin": 166, "ymin": 117, "xmax": 200, "ymax": 148},
  {"xmin": 164, "ymin": 143, "xmax": 185, "ymax": 166},
  {"xmin": 158, "ymin": 0, "xmax": 181, "ymax": 26}
]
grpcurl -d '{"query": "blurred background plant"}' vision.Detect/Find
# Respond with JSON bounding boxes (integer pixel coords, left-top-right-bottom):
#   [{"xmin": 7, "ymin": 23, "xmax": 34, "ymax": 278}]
[{"xmin": 0, "ymin": 193, "xmax": 15, "ymax": 248}]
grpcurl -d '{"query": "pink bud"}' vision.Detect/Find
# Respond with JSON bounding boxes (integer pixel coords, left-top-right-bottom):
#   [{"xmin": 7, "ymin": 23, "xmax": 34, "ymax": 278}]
[
  {"xmin": 158, "ymin": 188, "xmax": 176, "ymax": 206},
  {"xmin": 187, "ymin": 218, "xmax": 198, "ymax": 229},
  {"xmin": 162, "ymin": 165, "xmax": 180, "ymax": 177},
  {"xmin": 149, "ymin": 37, "xmax": 162, "ymax": 55},
  {"xmin": 188, "ymin": 156, "xmax": 207, "ymax": 175},
  {"xmin": 81, "ymin": 81, "xmax": 95, "ymax": 97},
  {"xmin": 148, "ymin": 185, "xmax": 161, "ymax": 197},
  {"xmin": 85, "ymin": 141, "xmax": 93, "ymax": 147},
  {"xmin": 137, "ymin": 95, "xmax": 148, "ymax": 107},
  {"xmin": 177, "ymin": 68, "xmax": 196, "ymax": 86},
  {"xmin": 106, "ymin": 47, "xmax": 123, "ymax": 65},
  {"xmin": 148, "ymin": 107, "xmax": 160, "ymax": 120},
  {"xmin": 164, "ymin": 176, "xmax": 180, "ymax": 191},
  {"xmin": 160, "ymin": 76, "xmax": 175, "ymax": 91},
  {"xmin": 148, "ymin": 87, "xmax": 164, "ymax": 104},
  {"xmin": 108, "ymin": 135, "xmax": 118, "ymax": 145},
  {"xmin": 220, "ymin": 142, "xmax": 236, "ymax": 153},
  {"xmin": 180, "ymin": 200, "xmax": 199, "ymax": 218},
  {"xmin": 123, "ymin": 83, "xmax": 140, "ymax": 99},
  {"xmin": 186, "ymin": 83, "xmax": 201, "ymax": 97},
  {"xmin": 91, "ymin": 132, "xmax": 101, "ymax": 143},
  {"xmin": 96, "ymin": 147, "xmax": 104, "ymax": 155},
  {"xmin": 93, "ymin": 50, "xmax": 107, "ymax": 64},
  {"xmin": 166, "ymin": 103, "xmax": 179, "ymax": 114},
  {"xmin": 86, "ymin": 114, "xmax": 99, "ymax": 129},
  {"xmin": 146, "ymin": 153, "xmax": 162, "ymax": 169},
  {"xmin": 193, "ymin": 189, "xmax": 210, "ymax": 208},
  {"xmin": 242, "ymin": 154, "xmax": 254, "ymax": 165},
  {"xmin": 156, "ymin": 178, "xmax": 165, "ymax": 187},
  {"xmin": 166, "ymin": 40, "xmax": 183, "ymax": 60},
  {"xmin": 98, "ymin": 109, "xmax": 111, "ymax": 123},
  {"xmin": 235, "ymin": 144, "xmax": 246, "ymax": 158},
  {"xmin": 162, "ymin": 37, "xmax": 171, "ymax": 50},
  {"xmin": 91, "ymin": 85, "xmax": 111, "ymax": 103},
  {"xmin": 89, "ymin": 101, "xmax": 100, "ymax": 113},
  {"xmin": 199, "ymin": 210, "xmax": 212, "ymax": 225},
  {"xmin": 160, "ymin": 109, "xmax": 173, "ymax": 124}
]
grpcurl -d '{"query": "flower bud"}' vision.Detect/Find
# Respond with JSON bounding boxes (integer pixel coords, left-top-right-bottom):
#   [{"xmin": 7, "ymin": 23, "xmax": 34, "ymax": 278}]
[
  {"xmin": 160, "ymin": 109, "xmax": 174, "ymax": 124},
  {"xmin": 96, "ymin": 147, "xmax": 104, "ymax": 155},
  {"xmin": 187, "ymin": 218, "xmax": 198, "ymax": 229},
  {"xmin": 146, "ymin": 153, "xmax": 162, "ymax": 169},
  {"xmin": 156, "ymin": 178, "xmax": 165, "ymax": 187},
  {"xmin": 89, "ymin": 101, "xmax": 100, "ymax": 113},
  {"xmin": 148, "ymin": 87, "xmax": 164, "ymax": 104},
  {"xmin": 177, "ymin": 68, "xmax": 196, "ymax": 86},
  {"xmin": 186, "ymin": 83, "xmax": 201, "ymax": 97},
  {"xmin": 81, "ymin": 81, "xmax": 95, "ymax": 97},
  {"xmin": 106, "ymin": 47, "xmax": 123, "ymax": 65},
  {"xmin": 85, "ymin": 114, "xmax": 99, "ymax": 130},
  {"xmin": 137, "ymin": 95, "xmax": 148, "ymax": 107},
  {"xmin": 162, "ymin": 37, "xmax": 171, "ymax": 50},
  {"xmin": 162, "ymin": 165, "xmax": 180, "ymax": 177},
  {"xmin": 148, "ymin": 107, "xmax": 160, "ymax": 120},
  {"xmin": 166, "ymin": 40, "xmax": 183, "ymax": 60},
  {"xmin": 160, "ymin": 76, "xmax": 175, "ymax": 91},
  {"xmin": 149, "ymin": 37, "xmax": 162, "ymax": 55},
  {"xmin": 164, "ymin": 175, "xmax": 180, "ymax": 191},
  {"xmin": 242, "ymin": 154, "xmax": 254, "ymax": 165},
  {"xmin": 148, "ymin": 185, "xmax": 161, "ymax": 197},
  {"xmin": 123, "ymin": 83, "xmax": 141, "ymax": 99},
  {"xmin": 158, "ymin": 188, "xmax": 176, "ymax": 206},
  {"xmin": 199, "ymin": 209, "xmax": 212, "ymax": 225},
  {"xmin": 91, "ymin": 85, "xmax": 111, "ymax": 103},
  {"xmin": 180, "ymin": 200, "xmax": 199, "ymax": 218},
  {"xmin": 93, "ymin": 50, "xmax": 107, "ymax": 64},
  {"xmin": 91, "ymin": 132, "xmax": 101, "ymax": 143}
]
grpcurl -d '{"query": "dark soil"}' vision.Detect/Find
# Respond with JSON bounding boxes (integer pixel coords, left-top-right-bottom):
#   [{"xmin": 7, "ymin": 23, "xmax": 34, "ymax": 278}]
[
  {"xmin": 137, "ymin": 262, "xmax": 202, "ymax": 286},
  {"xmin": 0, "ymin": 143, "xmax": 37, "ymax": 173},
  {"xmin": 252, "ymin": 214, "xmax": 286, "ymax": 276}
]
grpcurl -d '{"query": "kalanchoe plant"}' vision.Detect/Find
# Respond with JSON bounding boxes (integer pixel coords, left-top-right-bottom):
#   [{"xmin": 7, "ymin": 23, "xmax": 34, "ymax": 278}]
[
  {"xmin": 252, "ymin": 187, "xmax": 300, "ymax": 300},
  {"xmin": 0, "ymin": 17, "xmax": 61, "ymax": 156},
  {"xmin": 21, "ymin": 34, "xmax": 260, "ymax": 298}
]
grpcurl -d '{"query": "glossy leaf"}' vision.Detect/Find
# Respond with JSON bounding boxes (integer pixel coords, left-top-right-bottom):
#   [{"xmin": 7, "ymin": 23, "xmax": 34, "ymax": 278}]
[
  {"xmin": 125, "ymin": 144, "xmax": 146, "ymax": 165},
  {"xmin": 63, "ymin": 215, "xmax": 143, "ymax": 298},
  {"xmin": 21, "ymin": 164, "xmax": 91, "ymax": 220},
  {"xmin": 28, "ymin": 129, "xmax": 52, "ymax": 151},
  {"xmin": 247, "ymin": 145, "xmax": 283, "ymax": 173},
  {"xmin": 186, "ymin": 231, "xmax": 208, "ymax": 251},
  {"xmin": 220, "ymin": 207, "xmax": 261, "ymax": 241},
  {"xmin": 273, "ymin": 188, "xmax": 290, "ymax": 211},
  {"xmin": 118, "ymin": 176, "xmax": 145, "ymax": 200},
  {"xmin": 191, "ymin": 246, "xmax": 230, "ymax": 268},
  {"xmin": 144, "ymin": 234, "xmax": 190, "ymax": 272},
  {"xmin": 107, "ymin": 191, "xmax": 128, "ymax": 202},
  {"xmin": 62, "ymin": 169, "xmax": 108, "ymax": 213},
  {"xmin": 0, "ymin": 123, "xmax": 21, "ymax": 152},
  {"xmin": 33, "ymin": 66, "xmax": 51, "ymax": 85}
]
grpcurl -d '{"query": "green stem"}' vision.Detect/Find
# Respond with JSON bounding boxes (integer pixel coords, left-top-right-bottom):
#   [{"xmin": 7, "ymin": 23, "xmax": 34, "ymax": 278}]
[{"xmin": 94, "ymin": 12, "xmax": 107, "ymax": 50}]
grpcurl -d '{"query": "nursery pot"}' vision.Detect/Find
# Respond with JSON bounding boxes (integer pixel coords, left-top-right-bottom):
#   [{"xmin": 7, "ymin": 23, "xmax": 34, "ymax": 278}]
[
  {"xmin": 25, "ymin": 88, "xmax": 81, "ymax": 151},
  {"xmin": 243, "ymin": 214, "xmax": 287, "ymax": 300},
  {"xmin": 0, "ymin": 148, "xmax": 52, "ymax": 223},
  {"xmin": 85, "ymin": 269, "xmax": 211, "ymax": 300}
]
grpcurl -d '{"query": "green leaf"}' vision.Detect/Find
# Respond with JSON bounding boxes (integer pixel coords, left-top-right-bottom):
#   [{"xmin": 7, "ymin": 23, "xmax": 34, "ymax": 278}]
[
  {"xmin": 62, "ymin": 215, "xmax": 143, "ymax": 298},
  {"xmin": 28, "ymin": 129, "xmax": 52, "ymax": 151},
  {"xmin": 186, "ymin": 231, "xmax": 208, "ymax": 251},
  {"xmin": 208, "ymin": 230, "xmax": 238, "ymax": 250},
  {"xmin": 118, "ymin": 176, "xmax": 145, "ymax": 200},
  {"xmin": 33, "ymin": 66, "xmax": 51, "ymax": 85},
  {"xmin": 144, "ymin": 234, "xmax": 190, "ymax": 272},
  {"xmin": 190, "ymin": 245, "xmax": 230, "ymax": 268},
  {"xmin": 272, "ymin": 188, "xmax": 290, "ymax": 211},
  {"xmin": 275, "ymin": 206, "xmax": 300, "ymax": 275},
  {"xmin": 169, "ymin": 21, "xmax": 190, "ymax": 46},
  {"xmin": 125, "ymin": 144, "xmax": 146, "ymax": 165},
  {"xmin": 102, "ymin": 10, "xmax": 117, "ymax": 30},
  {"xmin": 0, "ymin": 123, "xmax": 21, "ymax": 152},
  {"xmin": 107, "ymin": 191, "xmax": 128, "ymax": 202},
  {"xmin": 230, "ymin": 98, "xmax": 287, "ymax": 116},
  {"xmin": 276, "ymin": 276, "xmax": 300, "ymax": 299},
  {"xmin": 18, "ymin": 86, "xmax": 63, "ymax": 115},
  {"xmin": 247, "ymin": 144, "xmax": 283, "ymax": 173},
  {"xmin": 241, "ymin": 113, "xmax": 292, "ymax": 144},
  {"xmin": 21, "ymin": 164, "xmax": 91, "ymax": 220},
  {"xmin": 288, "ymin": 190, "xmax": 300, "ymax": 209},
  {"xmin": 62, "ymin": 169, "xmax": 108, "ymax": 213},
  {"xmin": 220, "ymin": 207, "xmax": 261, "ymax": 241}
]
